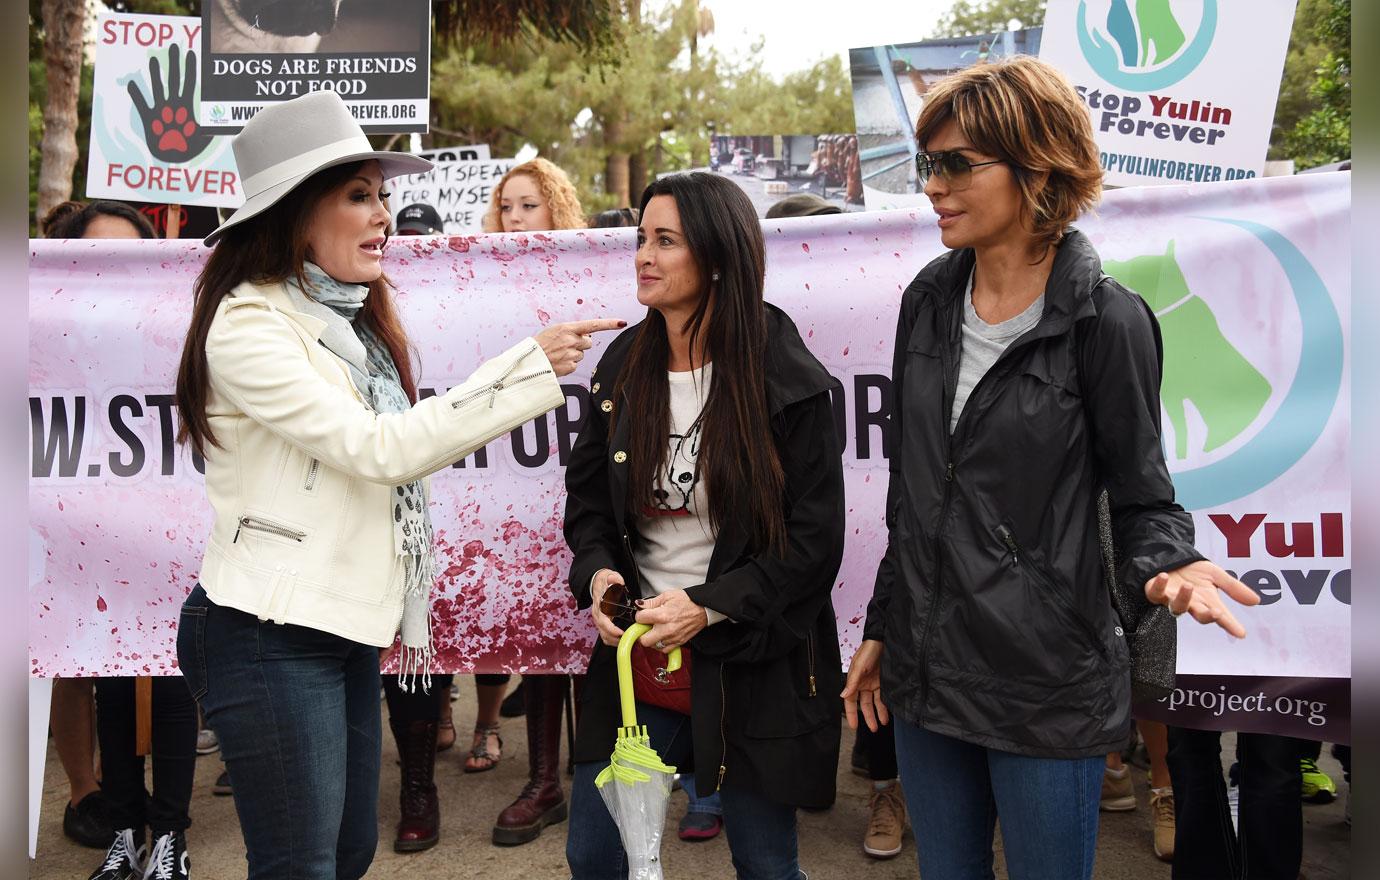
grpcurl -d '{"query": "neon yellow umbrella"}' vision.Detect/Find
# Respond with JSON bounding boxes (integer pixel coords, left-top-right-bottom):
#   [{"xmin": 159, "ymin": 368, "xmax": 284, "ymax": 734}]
[{"xmin": 595, "ymin": 622, "xmax": 683, "ymax": 880}]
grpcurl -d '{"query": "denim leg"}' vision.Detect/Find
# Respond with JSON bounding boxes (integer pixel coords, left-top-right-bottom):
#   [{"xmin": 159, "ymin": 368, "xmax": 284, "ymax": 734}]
[
  {"xmin": 719, "ymin": 784, "xmax": 800, "ymax": 880},
  {"xmin": 181, "ymin": 586, "xmax": 364, "ymax": 880},
  {"xmin": 985, "ymin": 746, "xmax": 1103, "ymax": 880},
  {"xmin": 335, "ymin": 643, "xmax": 384, "ymax": 880},
  {"xmin": 685, "ymin": 788, "xmax": 723, "ymax": 817},
  {"xmin": 894, "ymin": 720, "xmax": 998, "ymax": 880},
  {"xmin": 567, "ymin": 703, "xmax": 693, "ymax": 880},
  {"xmin": 1167, "ymin": 726, "xmax": 1238, "ymax": 880}
]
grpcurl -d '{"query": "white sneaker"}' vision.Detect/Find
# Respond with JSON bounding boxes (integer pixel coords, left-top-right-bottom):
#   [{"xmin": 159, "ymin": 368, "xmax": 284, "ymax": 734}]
[{"xmin": 195, "ymin": 728, "xmax": 218, "ymax": 755}]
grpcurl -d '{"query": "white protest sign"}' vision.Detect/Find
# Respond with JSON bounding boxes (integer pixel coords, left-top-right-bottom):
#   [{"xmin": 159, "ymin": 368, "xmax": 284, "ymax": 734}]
[
  {"xmin": 416, "ymin": 144, "xmax": 492, "ymax": 162},
  {"xmin": 86, "ymin": 13, "xmax": 242, "ymax": 209},
  {"xmin": 390, "ymin": 159, "xmax": 515, "ymax": 234},
  {"xmin": 1039, "ymin": 0, "xmax": 1298, "ymax": 186}
]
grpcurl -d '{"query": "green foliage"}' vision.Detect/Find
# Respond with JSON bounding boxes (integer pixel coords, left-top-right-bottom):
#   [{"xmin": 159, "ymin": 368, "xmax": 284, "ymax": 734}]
[
  {"xmin": 933, "ymin": 0, "xmax": 1046, "ymax": 37},
  {"xmin": 1270, "ymin": 0, "xmax": 1350, "ymax": 168}
]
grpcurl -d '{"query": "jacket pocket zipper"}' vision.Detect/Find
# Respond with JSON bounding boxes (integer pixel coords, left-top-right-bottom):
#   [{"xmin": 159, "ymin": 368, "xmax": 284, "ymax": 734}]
[
  {"xmin": 997, "ymin": 524, "xmax": 1107, "ymax": 659},
  {"xmin": 234, "ymin": 515, "xmax": 307, "ymax": 544},
  {"xmin": 304, "ymin": 458, "xmax": 320, "ymax": 492},
  {"xmin": 805, "ymin": 632, "xmax": 817, "ymax": 697},
  {"xmin": 451, "ymin": 343, "xmax": 550, "ymax": 409}
]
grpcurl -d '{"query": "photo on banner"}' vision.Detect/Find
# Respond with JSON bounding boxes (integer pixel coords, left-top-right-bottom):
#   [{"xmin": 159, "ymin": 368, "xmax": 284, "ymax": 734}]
[
  {"xmin": 197, "ymin": 0, "xmax": 432, "ymax": 134},
  {"xmin": 85, "ymin": 11, "xmax": 242, "ymax": 210},
  {"xmin": 1038, "ymin": 0, "xmax": 1298, "ymax": 185},
  {"xmin": 389, "ymin": 158, "xmax": 515, "ymax": 234},
  {"xmin": 848, "ymin": 27, "xmax": 1044, "ymax": 211},
  {"xmin": 704, "ymin": 134, "xmax": 863, "ymax": 216}
]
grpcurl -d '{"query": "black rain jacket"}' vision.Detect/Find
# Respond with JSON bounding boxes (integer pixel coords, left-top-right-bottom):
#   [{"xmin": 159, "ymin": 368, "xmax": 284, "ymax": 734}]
[
  {"xmin": 863, "ymin": 229, "xmax": 1203, "ymax": 758},
  {"xmin": 565, "ymin": 304, "xmax": 846, "ymax": 807}
]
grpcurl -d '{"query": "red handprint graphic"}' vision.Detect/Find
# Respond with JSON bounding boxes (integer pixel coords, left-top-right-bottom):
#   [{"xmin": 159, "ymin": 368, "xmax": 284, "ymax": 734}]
[{"xmin": 128, "ymin": 42, "xmax": 213, "ymax": 163}]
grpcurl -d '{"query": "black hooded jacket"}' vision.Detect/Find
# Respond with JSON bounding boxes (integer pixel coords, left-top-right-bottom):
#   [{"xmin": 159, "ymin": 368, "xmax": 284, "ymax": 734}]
[
  {"xmin": 863, "ymin": 229, "xmax": 1203, "ymax": 758},
  {"xmin": 565, "ymin": 303, "xmax": 845, "ymax": 807}
]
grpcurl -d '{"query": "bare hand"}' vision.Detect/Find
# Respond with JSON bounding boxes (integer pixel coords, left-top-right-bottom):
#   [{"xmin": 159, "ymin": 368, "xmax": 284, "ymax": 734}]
[
  {"xmin": 590, "ymin": 569, "xmax": 627, "ymax": 647},
  {"xmin": 840, "ymin": 639, "xmax": 888, "ymax": 732},
  {"xmin": 634, "ymin": 589, "xmax": 709, "ymax": 653},
  {"xmin": 534, "ymin": 319, "xmax": 625, "ymax": 377},
  {"xmin": 1145, "ymin": 560, "xmax": 1261, "ymax": 638}
]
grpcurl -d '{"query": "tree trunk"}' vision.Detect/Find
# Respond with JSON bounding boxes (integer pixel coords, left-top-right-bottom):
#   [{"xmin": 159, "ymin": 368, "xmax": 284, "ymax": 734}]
[
  {"xmin": 37, "ymin": 0, "xmax": 86, "ymax": 226},
  {"xmin": 628, "ymin": 149, "xmax": 647, "ymax": 202},
  {"xmin": 603, "ymin": 115, "xmax": 630, "ymax": 207}
]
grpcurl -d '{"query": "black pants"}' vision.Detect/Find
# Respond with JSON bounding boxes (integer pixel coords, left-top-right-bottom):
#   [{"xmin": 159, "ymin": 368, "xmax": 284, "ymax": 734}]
[
  {"xmin": 381, "ymin": 674, "xmax": 453, "ymax": 723},
  {"xmin": 95, "ymin": 676, "xmax": 198, "ymax": 836},
  {"xmin": 1167, "ymin": 728, "xmax": 1303, "ymax": 880},
  {"xmin": 857, "ymin": 716, "xmax": 898, "ymax": 781}
]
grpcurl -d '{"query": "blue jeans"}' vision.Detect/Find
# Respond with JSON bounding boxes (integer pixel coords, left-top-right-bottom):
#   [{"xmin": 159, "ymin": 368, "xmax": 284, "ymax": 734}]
[
  {"xmin": 177, "ymin": 585, "xmax": 382, "ymax": 880},
  {"xmin": 567, "ymin": 702, "xmax": 802, "ymax": 880},
  {"xmin": 685, "ymin": 787, "xmax": 722, "ymax": 816},
  {"xmin": 894, "ymin": 720, "xmax": 1103, "ymax": 880}
]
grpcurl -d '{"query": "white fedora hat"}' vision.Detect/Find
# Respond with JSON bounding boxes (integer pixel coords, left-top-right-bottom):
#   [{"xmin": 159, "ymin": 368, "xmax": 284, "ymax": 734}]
[{"xmin": 204, "ymin": 91, "xmax": 432, "ymax": 246}]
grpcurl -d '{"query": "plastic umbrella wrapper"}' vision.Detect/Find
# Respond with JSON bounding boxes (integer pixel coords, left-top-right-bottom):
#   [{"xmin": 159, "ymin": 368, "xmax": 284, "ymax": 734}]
[{"xmin": 594, "ymin": 622, "xmax": 683, "ymax": 880}]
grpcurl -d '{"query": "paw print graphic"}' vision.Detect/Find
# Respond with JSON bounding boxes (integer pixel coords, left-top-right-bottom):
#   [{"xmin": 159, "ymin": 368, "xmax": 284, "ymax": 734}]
[{"xmin": 128, "ymin": 42, "xmax": 213, "ymax": 164}]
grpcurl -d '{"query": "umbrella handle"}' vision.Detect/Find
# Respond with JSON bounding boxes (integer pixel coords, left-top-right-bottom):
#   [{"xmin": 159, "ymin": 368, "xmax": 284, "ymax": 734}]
[{"xmin": 616, "ymin": 623, "xmax": 683, "ymax": 728}]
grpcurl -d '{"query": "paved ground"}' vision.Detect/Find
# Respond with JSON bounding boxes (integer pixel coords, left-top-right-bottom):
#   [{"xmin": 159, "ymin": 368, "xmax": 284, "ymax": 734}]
[{"xmin": 32, "ymin": 677, "xmax": 1350, "ymax": 878}]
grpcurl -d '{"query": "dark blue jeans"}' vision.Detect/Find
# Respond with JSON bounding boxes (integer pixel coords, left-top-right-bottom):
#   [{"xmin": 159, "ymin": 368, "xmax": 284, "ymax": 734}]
[
  {"xmin": 177, "ymin": 585, "xmax": 381, "ymax": 880},
  {"xmin": 894, "ymin": 719, "xmax": 1103, "ymax": 880},
  {"xmin": 567, "ymin": 702, "xmax": 802, "ymax": 880}
]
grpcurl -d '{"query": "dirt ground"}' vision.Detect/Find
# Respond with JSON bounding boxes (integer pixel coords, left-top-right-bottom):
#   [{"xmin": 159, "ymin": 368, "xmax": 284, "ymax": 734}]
[{"xmin": 31, "ymin": 676, "xmax": 1350, "ymax": 878}]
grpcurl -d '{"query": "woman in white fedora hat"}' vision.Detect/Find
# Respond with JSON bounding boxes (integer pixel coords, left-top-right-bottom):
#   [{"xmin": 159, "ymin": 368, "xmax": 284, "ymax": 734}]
[{"xmin": 170, "ymin": 90, "xmax": 621, "ymax": 880}]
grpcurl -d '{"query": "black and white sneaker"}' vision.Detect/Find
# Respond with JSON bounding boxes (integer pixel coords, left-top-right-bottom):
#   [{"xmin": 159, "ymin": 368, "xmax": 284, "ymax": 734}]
[
  {"xmin": 88, "ymin": 828, "xmax": 145, "ymax": 880},
  {"xmin": 142, "ymin": 831, "xmax": 190, "ymax": 880}
]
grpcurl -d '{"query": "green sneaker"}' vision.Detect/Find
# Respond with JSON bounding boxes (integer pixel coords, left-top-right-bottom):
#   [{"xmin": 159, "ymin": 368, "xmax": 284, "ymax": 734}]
[{"xmin": 1300, "ymin": 758, "xmax": 1336, "ymax": 804}]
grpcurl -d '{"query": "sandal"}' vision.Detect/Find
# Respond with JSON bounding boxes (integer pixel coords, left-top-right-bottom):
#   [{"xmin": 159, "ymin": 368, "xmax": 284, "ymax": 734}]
[
  {"xmin": 437, "ymin": 701, "xmax": 456, "ymax": 752},
  {"xmin": 463, "ymin": 722, "xmax": 503, "ymax": 773}
]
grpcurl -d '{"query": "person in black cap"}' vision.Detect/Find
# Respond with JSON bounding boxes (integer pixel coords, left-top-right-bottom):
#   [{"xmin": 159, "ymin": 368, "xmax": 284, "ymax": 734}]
[
  {"xmin": 764, "ymin": 192, "xmax": 843, "ymax": 220},
  {"xmin": 396, "ymin": 203, "xmax": 444, "ymax": 235}
]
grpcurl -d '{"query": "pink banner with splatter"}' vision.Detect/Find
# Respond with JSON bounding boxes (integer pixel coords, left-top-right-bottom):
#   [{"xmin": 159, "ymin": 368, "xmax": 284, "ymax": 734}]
[{"xmin": 30, "ymin": 174, "xmax": 1351, "ymax": 740}]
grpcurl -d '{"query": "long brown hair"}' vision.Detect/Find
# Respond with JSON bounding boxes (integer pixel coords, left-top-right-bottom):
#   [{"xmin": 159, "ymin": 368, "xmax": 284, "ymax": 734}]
[
  {"xmin": 175, "ymin": 161, "xmax": 417, "ymax": 457},
  {"xmin": 615, "ymin": 172, "xmax": 786, "ymax": 555}
]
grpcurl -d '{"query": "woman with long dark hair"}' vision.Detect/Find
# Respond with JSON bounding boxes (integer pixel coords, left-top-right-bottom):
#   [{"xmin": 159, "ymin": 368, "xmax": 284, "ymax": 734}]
[
  {"xmin": 170, "ymin": 91, "xmax": 618, "ymax": 879},
  {"xmin": 563, "ymin": 172, "xmax": 845, "ymax": 879}
]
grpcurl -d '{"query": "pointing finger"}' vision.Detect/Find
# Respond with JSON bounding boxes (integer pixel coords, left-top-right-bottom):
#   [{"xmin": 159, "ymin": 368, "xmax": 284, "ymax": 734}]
[{"xmin": 565, "ymin": 318, "xmax": 627, "ymax": 335}]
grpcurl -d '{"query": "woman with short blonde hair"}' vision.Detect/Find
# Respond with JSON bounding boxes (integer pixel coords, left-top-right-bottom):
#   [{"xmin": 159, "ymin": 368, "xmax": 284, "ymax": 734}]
[{"xmin": 842, "ymin": 56, "xmax": 1257, "ymax": 879}]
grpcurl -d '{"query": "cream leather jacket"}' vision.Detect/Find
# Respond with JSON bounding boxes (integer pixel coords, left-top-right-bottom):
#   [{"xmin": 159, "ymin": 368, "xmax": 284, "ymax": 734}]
[{"xmin": 197, "ymin": 280, "xmax": 564, "ymax": 646}]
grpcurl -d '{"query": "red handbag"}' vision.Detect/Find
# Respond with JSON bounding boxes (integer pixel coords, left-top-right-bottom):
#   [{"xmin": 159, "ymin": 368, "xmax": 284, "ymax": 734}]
[{"xmin": 630, "ymin": 643, "xmax": 692, "ymax": 716}]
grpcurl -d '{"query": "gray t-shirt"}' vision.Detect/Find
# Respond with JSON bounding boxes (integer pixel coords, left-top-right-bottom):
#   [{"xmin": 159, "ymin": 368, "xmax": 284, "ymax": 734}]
[{"xmin": 950, "ymin": 271, "xmax": 1045, "ymax": 433}]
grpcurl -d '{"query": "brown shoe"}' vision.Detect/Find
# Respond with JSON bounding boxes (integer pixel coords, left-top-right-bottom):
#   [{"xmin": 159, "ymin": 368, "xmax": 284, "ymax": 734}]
[
  {"xmin": 393, "ymin": 718, "xmax": 440, "ymax": 853},
  {"xmin": 1150, "ymin": 787, "xmax": 1175, "ymax": 862},
  {"xmin": 863, "ymin": 784, "xmax": 906, "ymax": 859},
  {"xmin": 492, "ymin": 675, "xmax": 568, "ymax": 845},
  {"xmin": 1100, "ymin": 768, "xmax": 1136, "ymax": 812}
]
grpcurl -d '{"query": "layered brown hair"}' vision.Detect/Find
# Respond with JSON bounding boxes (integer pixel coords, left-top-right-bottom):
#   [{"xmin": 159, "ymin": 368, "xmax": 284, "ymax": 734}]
[
  {"xmin": 614, "ymin": 172, "xmax": 786, "ymax": 555},
  {"xmin": 481, "ymin": 158, "xmax": 587, "ymax": 233},
  {"xmin": 174, "ymin": 161, "xmax": 417, "ymax": 457},
  {"xmin": 914, "ymin": 55, "xmax": 1102, "ymax": 251}
]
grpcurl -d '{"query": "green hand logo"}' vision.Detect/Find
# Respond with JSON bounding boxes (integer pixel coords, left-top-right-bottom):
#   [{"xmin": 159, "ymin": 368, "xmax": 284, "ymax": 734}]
[{"xmin": 1104, "ymin": 241, "xmax": 1272, "ymax": 461}]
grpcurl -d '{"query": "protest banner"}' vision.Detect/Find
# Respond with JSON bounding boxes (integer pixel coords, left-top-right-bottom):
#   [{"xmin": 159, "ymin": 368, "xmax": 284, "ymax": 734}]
[
  {"xmin": 197, "ymin": 0, "xmax": 431, "ymax": 134},
  {"xmin": 86, "ymin": 12, "xmax": 241, "ymax": 209},
  {"xmin": 706, "ymin": 134, "xmax": 862, "ymax": 215},
  {"xmin": 848, "ymin": 28, "xmax": 1044, "ymax": 211},
  {"xmin": 415, "ymin": 143, "xmax": 492, "ymax": 163},
  {"xmin": 29, "ymin": 174, "xmax": 1349, "ymax": 742},
  {"xmin": 1039, "ymin": 0, "xmax": 1298, "ymax": 186},
  {"xmin": 389, "ymin": 159, "xmax": 515, "ymax": 234}
]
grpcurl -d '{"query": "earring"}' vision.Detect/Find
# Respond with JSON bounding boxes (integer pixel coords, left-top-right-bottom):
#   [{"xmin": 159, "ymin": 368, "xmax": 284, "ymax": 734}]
[{"xmin": 711, "ymin": 272, "xmax": 720, "ymax": 281}]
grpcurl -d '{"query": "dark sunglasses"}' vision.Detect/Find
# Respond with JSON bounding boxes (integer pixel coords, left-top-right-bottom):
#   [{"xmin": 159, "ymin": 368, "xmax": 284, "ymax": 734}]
[
  {"xmin": 914, "ymin": 150, "xmax": 1006, "ymax": 190},
  {"xmin": 598, "ymin": 580, "xmax": 640, "ymax": 624}
]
